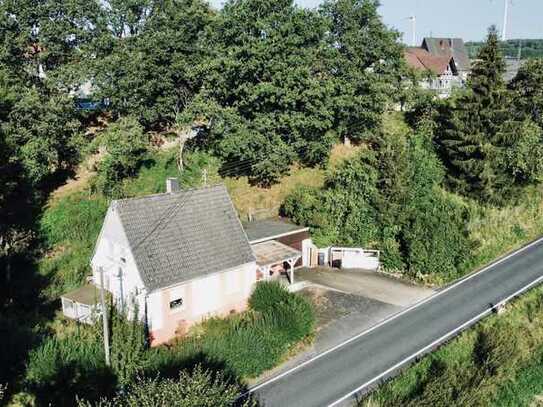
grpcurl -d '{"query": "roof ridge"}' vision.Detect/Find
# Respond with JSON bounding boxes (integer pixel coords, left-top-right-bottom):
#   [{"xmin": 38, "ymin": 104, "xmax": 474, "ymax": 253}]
[{"xmin": 113, "ymin": 183, "xmax": 225, "ymax": 205}]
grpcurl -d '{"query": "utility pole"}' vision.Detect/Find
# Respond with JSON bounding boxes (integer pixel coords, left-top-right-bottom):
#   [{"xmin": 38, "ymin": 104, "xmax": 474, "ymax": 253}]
[
  {"xmin": 502, "ymin": 0, "xmax": 509, "ymax": 41},
  {"xmin": 99, "ymin": 266, "xmax": 111, "ymax": 367}
]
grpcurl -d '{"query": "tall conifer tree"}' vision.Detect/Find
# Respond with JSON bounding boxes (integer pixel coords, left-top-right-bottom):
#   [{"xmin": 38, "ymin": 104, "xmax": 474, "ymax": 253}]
[{"xmin": 436, "ymin": 26, "xmax": 510, "ymax": 203}]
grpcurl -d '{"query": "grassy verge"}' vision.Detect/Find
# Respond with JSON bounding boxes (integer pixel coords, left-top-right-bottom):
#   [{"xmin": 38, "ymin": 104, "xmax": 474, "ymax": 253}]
[
  {"xmin": 493, "ymin": 349, "xmax": 543, "ymax": 406},
  {"xmin": 360, "ymin": 287, "xmax": 543, "ymax": 407},
  {"xmin": 418, "ymin": 186, "xmax": 543, "ymax": 287}
]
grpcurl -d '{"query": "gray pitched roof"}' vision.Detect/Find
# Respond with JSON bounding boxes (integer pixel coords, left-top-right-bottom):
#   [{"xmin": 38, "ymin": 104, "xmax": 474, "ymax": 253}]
[
  {"xmin": 422, "ymin": 37, "xmax": 471, "ymax": 72},
  {"xmin": 243, "ymin": 219, "xmax": 308, "ymax": 244},
  {"xmin": 114, "ymin": 185, "xmax": 255, "ymax": 292}
]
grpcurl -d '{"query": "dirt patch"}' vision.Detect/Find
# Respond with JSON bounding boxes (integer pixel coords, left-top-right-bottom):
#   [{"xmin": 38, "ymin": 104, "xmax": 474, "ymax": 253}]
[
  {"xmin": 300, "ymin": 286, "xmax": 385, "ymax": 333},
  {"xmin": 532, "ymin": 395, "xmax": 543, "ymax": 407},
  {"xmin": 49, "ymin": 152, "xmax": 103, "ymax": 202}
]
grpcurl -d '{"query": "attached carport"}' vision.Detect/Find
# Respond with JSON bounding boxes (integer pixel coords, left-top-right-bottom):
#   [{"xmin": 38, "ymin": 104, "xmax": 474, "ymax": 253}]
[{"xmin": 252, "ymin": 240, "xmax": 302, "ymax": 284}]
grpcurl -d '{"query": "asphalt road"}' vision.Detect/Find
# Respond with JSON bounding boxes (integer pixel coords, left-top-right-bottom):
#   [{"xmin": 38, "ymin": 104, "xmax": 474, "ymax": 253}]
[{"xmin": 252, "ymin": 238, "xmax": 543, "ymax": 407}]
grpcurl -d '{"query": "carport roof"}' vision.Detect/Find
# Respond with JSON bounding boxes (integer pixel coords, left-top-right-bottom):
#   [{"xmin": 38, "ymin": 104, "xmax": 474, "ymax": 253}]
[
  {"xmin": 252, "ymin": 240, "xmax": 302, "ymax": 267},
  {"xmin": 243, "ymin": 219, "xmax": 308, "ymax": 244}
]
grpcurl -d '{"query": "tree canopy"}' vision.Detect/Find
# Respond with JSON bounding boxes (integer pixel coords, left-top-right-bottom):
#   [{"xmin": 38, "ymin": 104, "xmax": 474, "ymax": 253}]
[{"xmin": 435, "ymin": 27, "xmax": 543, "ymax": 204}]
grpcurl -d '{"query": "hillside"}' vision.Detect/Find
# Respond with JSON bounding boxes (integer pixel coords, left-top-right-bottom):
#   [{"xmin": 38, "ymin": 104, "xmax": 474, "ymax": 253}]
[{"xmin": 466, "ymin": 38, "xmax": 543, "ymax": 59}]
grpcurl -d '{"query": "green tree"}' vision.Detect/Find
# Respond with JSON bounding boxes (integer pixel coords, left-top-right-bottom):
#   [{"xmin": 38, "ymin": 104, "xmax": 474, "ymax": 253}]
[
  {"xmin": 509, "ymin": 59, "xmax": 543, "ymax": 128},
  {"xmin": 0, "ymin": 0, "xmax": 105, "ymax": 83},
  {"xmin": 93, "ymin": 0, "xmax": 214, "ymax": 128},
  {"xmin": 93, "ymin": 117, "xmax": 148, "ymax": 197},
  {"xmin": 320, "ymin": 0, "xmax": 404, "ymax": 142},
  {"xmin": 283, "ymin": 129, "xmax": 472, "ymax": 277},
  {"xmin": 190, "ymin": 0, "xmax": 336, "ymax": 185},
  {"xmin": 77, "ymin": 366, "xmax": 256, "ymax": 407},
  {"xmin": 436, "ymin": 26, "xmax": 512, "ymax": 203}
]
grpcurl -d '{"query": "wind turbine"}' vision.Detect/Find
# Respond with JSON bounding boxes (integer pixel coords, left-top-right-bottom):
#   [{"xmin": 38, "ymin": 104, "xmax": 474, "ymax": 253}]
[
  {"xmin": 501, "ymin": 0, "xmax": 513, "ymax": 41},
  {"xmin": 407, "ymin": 15, "xmax": 416, "ymax": 47}
]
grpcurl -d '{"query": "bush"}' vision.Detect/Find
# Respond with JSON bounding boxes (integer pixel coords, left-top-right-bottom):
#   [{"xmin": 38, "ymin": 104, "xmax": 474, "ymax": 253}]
[
  {"xmin": 77, "ymin": 365, "xmax": 256, "ymax": 407},
  {"xmin": 25, "ymin": 327, "xmax": 116, "ymax": 406},
  {"xmin": 248, "ymin": 281, "xmax": 291, "ymax": 313},
  {"xmin": 283, "ymin": 131, "xmax": 473, "ymax": 280},
  {"xmin": 250, "ymin": 281, "xmax": 315, "ymax": 342},
  {"xmin": 109, "ymin": 306, "xmax": 148, "ymax": 387}
]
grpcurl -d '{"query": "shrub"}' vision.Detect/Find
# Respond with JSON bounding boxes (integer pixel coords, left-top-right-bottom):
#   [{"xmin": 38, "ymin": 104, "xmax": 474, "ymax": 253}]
[
  {"xmin": 249, "ymin": 281, "xmax": 315, "ymax": 343},
  {"xmin": 248, "ymin": 281, "xmax": 291, "ymax": 313},
  {"xmin": 25, "ymin": 327, "xmax": 116, "ymax": 406},
  {"xmin": 110, "ymin": 306, "xmax": 148, "ymax": 387},
  {"xmin": 77, "ymin": 365, "xmax": 256, "ymax": 407}
]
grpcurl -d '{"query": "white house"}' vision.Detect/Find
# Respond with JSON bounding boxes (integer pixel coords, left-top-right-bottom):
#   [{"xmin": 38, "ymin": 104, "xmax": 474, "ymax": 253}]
[
  {"xmin": 80, "ymin": 181, "xmax": 257, "ymax": 345},
  {"xmin": 61, "ymin": 180, "xmax": 317, "ymax": 345}
]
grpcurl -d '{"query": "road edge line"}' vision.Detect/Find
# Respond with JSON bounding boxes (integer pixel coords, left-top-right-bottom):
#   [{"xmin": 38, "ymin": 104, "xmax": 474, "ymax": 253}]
[
  {"xmin": 246, "ymin": 235, "xmax": 543, "ymax": 396},
  {"xmin": 327, "ymin": 273, "xmax": 543, "ymax": 406}
]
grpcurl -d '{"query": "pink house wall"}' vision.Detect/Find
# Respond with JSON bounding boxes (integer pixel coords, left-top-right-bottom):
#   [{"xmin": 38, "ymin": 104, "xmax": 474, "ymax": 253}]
[{"xmin": 148, "ymin": 262, "xmax": 256, "ymax": 346}]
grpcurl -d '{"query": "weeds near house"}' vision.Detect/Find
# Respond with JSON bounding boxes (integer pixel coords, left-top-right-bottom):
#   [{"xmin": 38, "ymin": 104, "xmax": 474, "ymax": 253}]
[{"xmin": 151, "ymin": 282, "xmax": 315, "ymax": 379}]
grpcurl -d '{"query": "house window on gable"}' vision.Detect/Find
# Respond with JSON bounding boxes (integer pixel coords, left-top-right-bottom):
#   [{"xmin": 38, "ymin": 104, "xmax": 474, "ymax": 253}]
[{"xmin": 170, "ymin": 298, "xmax": 184, "ymax": 310}]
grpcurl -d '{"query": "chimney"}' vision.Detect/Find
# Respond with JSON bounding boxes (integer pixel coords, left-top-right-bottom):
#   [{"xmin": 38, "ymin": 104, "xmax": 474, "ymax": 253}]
[{"xmin": 166, "ymin": 178, "xmax": 180, "ymax": 193}]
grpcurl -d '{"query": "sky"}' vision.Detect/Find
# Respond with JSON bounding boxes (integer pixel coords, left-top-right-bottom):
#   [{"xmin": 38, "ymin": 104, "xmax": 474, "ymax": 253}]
[{"xmin": 208, "ymin": 0, "xmax": 543, "ymax": 43}]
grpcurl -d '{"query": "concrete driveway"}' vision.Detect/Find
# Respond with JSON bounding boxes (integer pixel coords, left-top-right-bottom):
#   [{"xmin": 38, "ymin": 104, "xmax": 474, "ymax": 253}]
[
  {"xmin": 250, "ymin": 268, "xmax": 434, "ymax": 387},
  {"xmin": 296, "ymin": 267, "xmax": 434, "ymax": 307}
]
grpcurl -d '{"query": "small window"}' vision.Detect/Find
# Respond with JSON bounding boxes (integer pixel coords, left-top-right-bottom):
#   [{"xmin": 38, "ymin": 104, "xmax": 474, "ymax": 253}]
[{"xmin": 170, "ymin": 298, "xmax": 183, "ymax": 310}]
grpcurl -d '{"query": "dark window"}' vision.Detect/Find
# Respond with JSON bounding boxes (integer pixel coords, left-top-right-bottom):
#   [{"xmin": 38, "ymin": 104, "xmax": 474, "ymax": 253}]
[{"xmin": 170, "ymin": 298, "xmax": 183, "ymax": 310}]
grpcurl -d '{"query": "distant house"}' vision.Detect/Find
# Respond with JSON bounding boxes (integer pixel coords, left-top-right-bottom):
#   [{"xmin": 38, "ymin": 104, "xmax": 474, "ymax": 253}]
[
  {"xmin": 61, "ymin": 180, "xmax": 313, "ymax": 345},
  {"xmin": 70, "ymin": 80, "xmax": 109, "ymax": 111},
  {"xmin": 421, "ymin": 38, "xmax": 471, "ymax": 80},
  {"xmin": 405, "ymin": 37, "xmax": 471, "ymax": 97}
]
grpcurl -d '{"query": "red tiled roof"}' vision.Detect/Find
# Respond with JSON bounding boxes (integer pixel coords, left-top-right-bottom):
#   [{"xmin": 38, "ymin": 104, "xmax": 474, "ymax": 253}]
[{"xmin": 404, "ymin": 48, "xmax": 452, "ymax": 75}]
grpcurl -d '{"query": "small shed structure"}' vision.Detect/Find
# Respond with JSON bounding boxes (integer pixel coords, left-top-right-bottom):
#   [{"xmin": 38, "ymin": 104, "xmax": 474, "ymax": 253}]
[
  {"xmin": 243, "ymin": 219, "xmax": 312, "ymax": 284},
  {"xmin": 61, "ymin": 284, "xmax": 100, "ymax": 324}
]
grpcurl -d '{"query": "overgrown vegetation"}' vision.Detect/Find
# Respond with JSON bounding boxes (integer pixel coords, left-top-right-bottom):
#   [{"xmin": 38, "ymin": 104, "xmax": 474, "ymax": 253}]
[
  {"xmin": 77, "ymin": 366, "xmax": 256, "ymax": 407},
  {"xmin": 360, "ymin": 287, "xmax": 543, "ymax": 407},
  {"xmin": 283, "ymin": 128, "xmax": 472, "ymax": 280},
  {"xmin": 24, "ymin": 282, "xmax": 312, "ymax": 405},
  {"xmin": 283, "ymin": 27, "xmax": 543, "ymax": 284}
]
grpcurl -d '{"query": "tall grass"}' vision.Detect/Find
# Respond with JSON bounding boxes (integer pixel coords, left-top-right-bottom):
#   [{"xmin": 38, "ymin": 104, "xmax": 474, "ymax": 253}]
[
  {"xmin": 25, "ymin": 325, "xmax": 116, "ymax": 406},
  {"xmin": 39, "ymin": 193, "xmax": 109, "ymax": 298},
  {"xmin": 148, "ymin": 282, "xmax": 315, "ymax": 379},
  {"xmin": 360, "ymin": 287, "xmax": 543, "ymax": 407}
]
